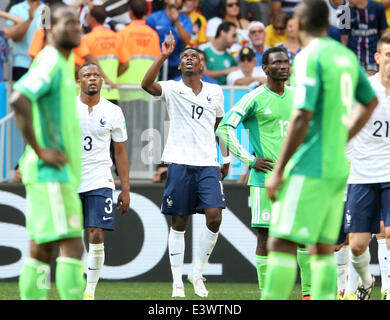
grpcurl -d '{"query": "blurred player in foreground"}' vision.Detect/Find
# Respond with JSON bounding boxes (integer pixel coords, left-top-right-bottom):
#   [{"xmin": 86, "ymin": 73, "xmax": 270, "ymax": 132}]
[
  {"xmin": 217, "ymin": 47, "xmax": 312, "ymax": 299},
  {"xmin": 77, "ymin": 62, "xmax": 130, "ymax": 300},
  {"xmin": 343, "ymin": 32, "xmax": 390, "ymax": 300},
  {"xmin": 263, "ymin": 0, "xmax": 378, "ymax": 300},
  {"xmin": 142, "ymin": 31, "xmax": 230, "ymax": 298},
  {"xmin": 10, "ymin": 4, "xmax": 86, "ymax": 300}
]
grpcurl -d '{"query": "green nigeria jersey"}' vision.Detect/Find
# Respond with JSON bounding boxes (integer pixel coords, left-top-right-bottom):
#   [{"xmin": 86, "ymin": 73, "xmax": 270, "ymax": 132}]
[
  {"xmin": 14, "ymin": 45, "xmax": 81, "ymax": 187},
  {"xmin": 287, "ymin": 37, "xmax": 376, "ymax": 178},
  {"xmin": 199, "ymin": 42, "xmax": 237, "ymax": 85},
  {"xmin": 217, "ymin": 84, "xmax": 293, "ymax": 187}
]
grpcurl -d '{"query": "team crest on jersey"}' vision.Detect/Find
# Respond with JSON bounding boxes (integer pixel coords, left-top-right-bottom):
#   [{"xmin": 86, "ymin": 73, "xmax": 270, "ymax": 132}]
[
  {"xmin": 100, "ymin": 118, "xmax": 107, "ymax": 127},
  {"xmin": 166, "ymin": 195, "xmax": 173, "ymax": 208},
  {"xmin": 207, "ymin": 95, "xmax": 212, "ymax": 103}
]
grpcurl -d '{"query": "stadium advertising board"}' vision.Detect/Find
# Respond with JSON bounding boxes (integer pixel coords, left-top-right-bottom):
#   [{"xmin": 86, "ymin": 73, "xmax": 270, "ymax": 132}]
[{"xmin": 0, "ymin": 183, "xmax": 379, "ymax": 282}]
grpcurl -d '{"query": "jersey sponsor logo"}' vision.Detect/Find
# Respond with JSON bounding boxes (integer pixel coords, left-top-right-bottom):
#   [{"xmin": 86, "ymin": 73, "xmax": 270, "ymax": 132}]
[
  {"xmin": 103, "ymin": 216, "xmax": 113, "ymax": 221},
  {"xmin": 170, "ymin": 253, "xmax": 181, "ymax": 256},
  {"xmin": 264, "ymin": 108, "xmax": 272, "ymax": 115}
]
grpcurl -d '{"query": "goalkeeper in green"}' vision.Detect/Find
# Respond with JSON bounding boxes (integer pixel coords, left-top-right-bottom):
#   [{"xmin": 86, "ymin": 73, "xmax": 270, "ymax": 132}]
[{"xmin": 217, "ymin": 46, "xmax": 312, "ymax": 299}]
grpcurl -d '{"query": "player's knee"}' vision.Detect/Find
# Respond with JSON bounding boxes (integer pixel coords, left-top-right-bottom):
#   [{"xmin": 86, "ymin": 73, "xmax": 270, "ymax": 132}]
[
  {"xmin": 88, "ymin": 227, "xmax": 104, "ymax": 244},
  {"xmin": 349, "ymin": 242, "xmax": 367, "ymax": 256},
  {"xmin": 30, "ymin": 242, "xmax": 56, "ymax": 264},
  {"xmin": 206, "ymin": 210, "xmax": 222, "ymax": 233},
  {"xmin": 60, "ymin": 238, "xmax": 84, "ymax": 260}
]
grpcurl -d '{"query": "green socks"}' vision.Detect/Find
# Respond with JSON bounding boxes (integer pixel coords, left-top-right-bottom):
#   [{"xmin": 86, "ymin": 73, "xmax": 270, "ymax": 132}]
[
  {"xmin": 262, "ymin": 251, "xmax": 297, "ymax": 300},
  {"xmin": 310, "ymin": 254, "xmax": 337, "ymax": 300},
  {"xmin": 297, "ymin": 247, "xmax": 311, "ymax": 296},
  {"xmin": 19, "ymin": 257, "xmax": 50, "ymax": 300},
  {"xmin": 255, "ymin": 255, "xmax": 268, "ymax": 292},
  {"xmin": 56, "ymin": 257, "xmax": 86, "ymax": 300}
]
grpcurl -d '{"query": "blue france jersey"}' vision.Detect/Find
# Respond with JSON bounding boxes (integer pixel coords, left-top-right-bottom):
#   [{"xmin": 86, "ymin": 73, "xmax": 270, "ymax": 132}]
[
  {"xmin": 341, "ymin": 1, "xmax": 387, "ymax": 66},
  {"xmin": 146, "ymin": 9, "xmax": 192, "ymax": 67}
]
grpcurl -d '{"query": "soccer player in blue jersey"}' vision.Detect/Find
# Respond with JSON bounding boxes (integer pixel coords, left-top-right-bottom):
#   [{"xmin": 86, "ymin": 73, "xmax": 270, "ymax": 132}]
[{"xmin": 341, "ymin": 0, "xmax": 388, "ymax": 74}]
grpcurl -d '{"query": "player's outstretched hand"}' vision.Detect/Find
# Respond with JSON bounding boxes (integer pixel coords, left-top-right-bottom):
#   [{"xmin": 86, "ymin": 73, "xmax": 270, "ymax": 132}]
[
  {"xmin": 265, "ymin": 172, "xmax": 283, "ymax": 202},
  {"xmin": 116, "ymin": 191, "xmax": 130, "ymax": 215},
  {"xmin": 252, "ymin": 157, "xmax": 274, "ymax": 173},
  {"xmin": 161, "ymin": 31, "xmax": 175, "ymax": 58},
  {"xmin": 37, "ymin": 148, "xmax": 67, "ymax": 170},
  {"xmin": 220, "ymin": 163, "xmax": 230, "ymax": 180}
]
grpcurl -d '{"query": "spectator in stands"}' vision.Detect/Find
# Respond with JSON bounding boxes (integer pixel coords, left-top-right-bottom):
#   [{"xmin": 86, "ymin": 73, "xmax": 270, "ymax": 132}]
[
  {"xmin": 226, "ymin": 46, "xmax": 266, "ymax": 86},
  {"xmin": 64, "ymin": 0, "xmax": 131, "ymax": 32},
  {"xmin": 182, "ymin": 0, "xmax": 208, "ymax": 47},
  {"xmin": 240, "ymin": 0, "xmax": 271, "ymax": 26},
  {"xmin": 0, "ymin": 31, "xmax": 10, "ymax": 81},
  {"xmin": 276, "ymin": 16, "xmax": 300, "ymax": 65},
  {"xmin": 374, "ymin": 0, "xmax": 390, "ymax": 30},
  {"xmin": 174, "ymin": 48, "xmax": 218, "ymax": 83},
  {"xmin": 200, "ymin": 21, "xmax": 238, "ymax": 85},
  {"xmin": 146, "ymin": 0, "xmax": 192, "ymax": 80},
  {"xmin": 82, "ymin": 5, "xmax": 129, "ymax": 104},
  {"xmin": 341, "ymin": 0, "xmax": 388, "ymax": 74},
  {"xmin": 206, "ymin": 0, "xmax": 250, "ymax": 56},
  {"xmin": 264, "ymin": 10, "xmax": 288, "ymax": 47},
  {"xmin": 118, "ymin": 0, "xmax": 161, "ymax": 101},
  {"xmin": 28, "ymin": 25, "xmax": 115, "ymax": 87},
  {"xmin": 247, "ymin": 21, "xmax": 269, "ymax": 66},
  {"xmin": 326, "ymin": 0, "xmax": 348, "ymax": 42},
  {"xmin": 201, "ymin": 0, "xmax": 220, "ymax": 20},
  {"xmin": 270, "ymin": 0, "xmax": 302, "ymax": 23},
  {"xmin": 5, "ymin": 0, "xmax": 45, "ymax": 81}
]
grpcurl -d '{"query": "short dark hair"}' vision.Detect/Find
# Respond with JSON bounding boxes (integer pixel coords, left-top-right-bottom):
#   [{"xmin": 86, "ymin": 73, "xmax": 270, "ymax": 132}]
[
  {"xmin": 377, "ymin": 32, "xmax": 390, "ymax": 51},
  {"xmin": 262, "ymin": 47, "xmax": 288, "ymax": 66},
  {"xmin": 129, "ymin": 0, "xmax": 148, "ymax": 19},
  {"xmin": 180, "ymin": 46, "xmax": 204, "ymax": 57},
  {"xmin": 78, "ymin": 62, "xmax": 100, "ymax": 74},
  {"xmin": 295, "ymin": 0, "xmax": 329, "ymax": 35},
  {"xmin": 90, "ymin": 5, "xmax": 107, "ymax": 24},
  {"xmin": 215, "ymin": 21, "xmax": 236, "ymax": 38}
]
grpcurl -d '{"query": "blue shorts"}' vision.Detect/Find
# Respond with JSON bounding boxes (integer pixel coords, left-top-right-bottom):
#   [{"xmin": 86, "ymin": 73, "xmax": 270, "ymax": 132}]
[
  {"xmin": 344, "ymin": 182, "xmax": 390, "ymax": 234},
  {"xmin": 161, "ymin": 164, "xmax": 226, "ymax": 215},
  {"xmin": 79, "ymin": 188, "xmax": 115, "ymax": 230}
]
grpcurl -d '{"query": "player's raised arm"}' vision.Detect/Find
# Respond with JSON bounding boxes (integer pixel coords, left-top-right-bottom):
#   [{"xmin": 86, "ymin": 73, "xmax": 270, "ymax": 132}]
[{"xmin": 141, "ymin": 31, "xmax": 176, "ymax": 96}]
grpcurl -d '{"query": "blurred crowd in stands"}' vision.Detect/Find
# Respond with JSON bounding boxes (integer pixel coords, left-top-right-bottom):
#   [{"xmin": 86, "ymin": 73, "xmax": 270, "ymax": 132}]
[{"xmin": 0, "ymin": 0, "xmax": 388, "ymax": 90}]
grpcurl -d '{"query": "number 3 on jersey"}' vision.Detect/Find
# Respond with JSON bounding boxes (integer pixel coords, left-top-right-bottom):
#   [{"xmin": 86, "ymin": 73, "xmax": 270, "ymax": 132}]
[{"xmin": 84, "ymin": 136, "xmax": 93, "ymax": 151}]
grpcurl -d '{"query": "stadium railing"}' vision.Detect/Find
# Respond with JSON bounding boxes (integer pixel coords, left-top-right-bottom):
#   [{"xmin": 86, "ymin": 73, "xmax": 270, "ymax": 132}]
[{"xmin": 1, "ymin": 84, "xmax": 252, "ymax": 182}]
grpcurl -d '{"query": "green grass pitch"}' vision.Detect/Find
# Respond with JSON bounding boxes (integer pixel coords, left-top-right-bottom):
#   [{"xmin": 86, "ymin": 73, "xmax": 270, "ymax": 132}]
[{"xmin": 0, "ymin": 282, "xmax": 382, "ymax": 300}]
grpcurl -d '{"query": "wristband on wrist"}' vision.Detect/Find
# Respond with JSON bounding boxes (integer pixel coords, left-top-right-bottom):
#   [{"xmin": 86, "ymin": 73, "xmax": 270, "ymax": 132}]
[
  {"xmin": 222, "ymin": 156, "xmax": 231, "ymax": 164},
  {"xmin": 172, "ymin": 20, "xmax": 178, "ymax": 26}
]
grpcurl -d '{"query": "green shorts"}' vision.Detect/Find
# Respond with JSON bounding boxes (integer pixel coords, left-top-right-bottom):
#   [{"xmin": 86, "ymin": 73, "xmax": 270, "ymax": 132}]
[
  {"xmin": 250, "ymin": 186, "xmax": 272, "ymax": 228},
  {"xmin": 25, "ymin": 182, "xmax": 83, "ymax": 244},
  {"xmin": 269, "ymin": 174, "xmax": 347, "ymax": 245}
]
